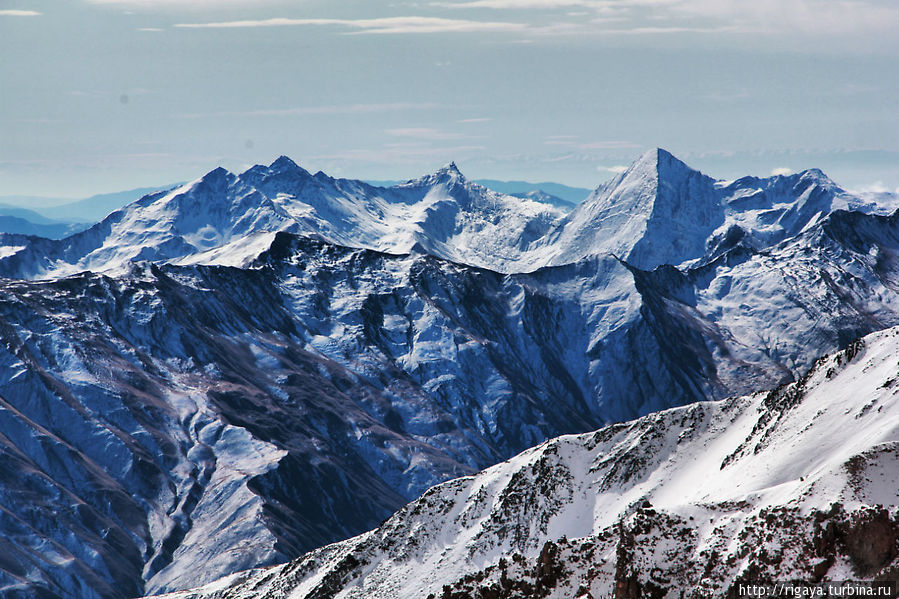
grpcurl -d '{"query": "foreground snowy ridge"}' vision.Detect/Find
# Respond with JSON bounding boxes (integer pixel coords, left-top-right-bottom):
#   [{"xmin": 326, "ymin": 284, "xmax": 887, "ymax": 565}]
[{"xmin": 158, "ymin": 326, "xmax": 899, "ymax": 599}]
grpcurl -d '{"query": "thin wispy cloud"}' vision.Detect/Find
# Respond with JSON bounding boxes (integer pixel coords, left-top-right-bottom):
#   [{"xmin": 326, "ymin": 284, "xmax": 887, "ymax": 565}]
[
  {"xmin": 458, "ymin": 117, "xmax": 492, "ymax": 123},
  {"xmin": 16, "ymin": 117, "xmax": 64, "ymax": 124},
  {"xmin": 546, "ymin": 138, "xmax": 640, "ymax": 150},
  {"xmin": 436, "ymin": 0, "xmax": 601, "ymax": 7},
  {"xmin": 436, "ymin": 0, "xmax": 899, "ymax": 38},
  {"xmin": 385, "ymin": 128, "xmax": 470, "ymax": 140},
  {"xmin": 177, "ymin": 102, "xmax": 445, "ymax": 119},
  {"xmin": 849, "ymin": 181, "xmax": 898, "ymax": 195},
  {"xmin": 598, "ymin": 164, "xmax": 629, "ymax": 173},
  {"xmin": 116, "ymin": 0, "xmax": 899, "ymax": 41},
  {"xmin": 578, "ymin": 140, "xmax": 641, "ymax": 149},
  {"xmin": 67, "ymin": 88, "xmax": 154, "ymax": 99},
  {"xmin": 702, "ymin": 90, "xmax": 751, "ymax": 102},
  {"xmin": 175, "ymin": 16, "xmax": 527, "ymax": 34},
  {"xmin": 671, "ymin": 0, "xmax": 899, "ymax": 35},
  {"xmin": 599, "ymin": 25, "xmax": 738, "ymax": 34},
  {"xmin": 771, "ymin": 167, "xmax": 794, "ymax": 176},
  {"xmin": 435, "ymin": 0, "xmax": 676, "ymax": 9},
  {"xmin": 86, "ymin": 0, "xmax": 277, "ymax": 5},
  {"xmin": 77, "ymin": 0, "xmax": 899, "ymax": 42},
  {"xmin": 0, "ymin": 9, "xmax": 41, "ymax": 16},
  {"xmin": 313, "ymin": 145, "xmax": 487, "ymax": 164}
]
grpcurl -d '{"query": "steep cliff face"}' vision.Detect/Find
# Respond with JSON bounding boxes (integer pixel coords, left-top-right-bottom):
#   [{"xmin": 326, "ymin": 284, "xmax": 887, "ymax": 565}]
[
  {"xmin": 1, "ymin": 151, "xmax": 898, "ymax": 598},
  {"xmin": 156, "ymin": 328, "xmax": 899, "ymax": 599},
  {"xmin": 0, "ymin": 261, "xmax": 481, "ymax": 597}
]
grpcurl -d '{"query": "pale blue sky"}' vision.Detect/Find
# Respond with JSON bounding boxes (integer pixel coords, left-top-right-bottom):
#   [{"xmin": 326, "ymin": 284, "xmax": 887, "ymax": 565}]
[{"xmin": 2, "ymin": 0, "xmax": 898, "ymax": 198}]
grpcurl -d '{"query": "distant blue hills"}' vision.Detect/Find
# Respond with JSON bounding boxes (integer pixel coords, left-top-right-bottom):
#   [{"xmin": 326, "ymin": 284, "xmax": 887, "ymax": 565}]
[{"xmin": 0, "ymin": 186, "xmax": 177, "ymax": 238}]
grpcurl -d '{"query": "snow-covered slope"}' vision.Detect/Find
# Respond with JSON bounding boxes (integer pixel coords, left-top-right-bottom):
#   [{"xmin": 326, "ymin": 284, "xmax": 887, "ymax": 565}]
[
  {"xmin": 0, "ymin": 158, "xmax": 562, "ymax": 279},
  {"xmin": 541, "ymin": 148, "xmax": 724, "ymax": 270},
  {"xmin": 159, "ymin": 327, "xmax": 899, "ymax": 599},
  {"xmin": 0, "ymin": 168, "xmax": 298, "ymax": 279}
]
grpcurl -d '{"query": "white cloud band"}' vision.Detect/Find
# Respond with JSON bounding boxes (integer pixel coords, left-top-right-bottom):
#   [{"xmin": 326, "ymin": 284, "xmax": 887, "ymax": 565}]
[
  {"xmin": 0, "ymin": 9, "xmax": 41, "ymax": 16},
  {"xmin": 174, "ymin": 16, "xmax": 527, "ymax": 34}
]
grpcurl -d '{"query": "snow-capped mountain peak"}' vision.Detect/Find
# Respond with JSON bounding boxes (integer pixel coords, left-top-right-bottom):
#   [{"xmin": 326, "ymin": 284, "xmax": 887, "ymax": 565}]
[
  {"xmin": 438, "ymin": 160, "xmax": 463, "ymax": 178},
  {"xmin": 631, "ymin": 146, "xmax": 689, "ymax": 175},
  {"xmin": 398, "ymin": 160, "xmax": 470, "ymax": 190},
  {"xmin": 615, "ymin": 147, "xmax": 702, "ymax": 189},
  {"xmin": 799, "ymin": 166, "xmax": 829, "ymax": 181},
  {"xmin": 238, "ymin": 156, "xmax": 313, "ymax": 192},
  {"xmin": 541, "ymin": 147, "xmax": 721, "ymax": 269},
  {"xmin": 269, "ymin": 154, "xmax": 306, "ymax": 174}
]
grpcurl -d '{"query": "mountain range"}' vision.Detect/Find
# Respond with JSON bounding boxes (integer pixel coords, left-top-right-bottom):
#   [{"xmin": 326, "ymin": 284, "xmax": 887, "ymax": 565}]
[
  {"xmin": 5, "ymin": 149, "xmax": 895, "ymax": 279},
  {"xmin": 0, "ymin": 149, "xmax": 897, "ymax": 598},
  {"xmin": 0, "ymin": 180, "xmax": 579, "ymax": 239}
]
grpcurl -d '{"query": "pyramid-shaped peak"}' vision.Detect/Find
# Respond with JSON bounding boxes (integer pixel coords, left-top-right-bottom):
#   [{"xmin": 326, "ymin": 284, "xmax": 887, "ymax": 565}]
[
  {"xmin": 567, "ymin": 147, "xmax": 722, "ymax": 270},
  {"xmin": 436, "ymin": 161, "xmax": 464, "ymax": 179},
  {"xmin": 197, "ymin": 166, "xmax": 236, "ymax": 188},
  {"xmin": 605, "ymin": 149, "xmax": 714, "ymax": 198},
  {"xmin": 204, "ymin": 166, "xmax": 231, "ymax": 178},
  {"xmin": 397, "ymin": 161, "xmax": 472, "ymax": 190},
  {"xmin": 656, "ymin": 147, "xmax": 680, "ymax": 162},
  {"xmin": 796, "ymin": 167, "xmax": 838, "ymax": 187},
  {"xmin": 269, "ymin": 155, "xmax": 311, "ymax": 176},
  {"xmin": 626, "ymin": 148, "xmax": 695, "ymax": 177}
]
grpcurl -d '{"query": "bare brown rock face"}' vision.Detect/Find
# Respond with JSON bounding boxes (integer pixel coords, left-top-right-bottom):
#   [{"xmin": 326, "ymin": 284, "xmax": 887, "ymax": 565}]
[{"xmin": 842, "ymin": 507, "xmax": 899, "ymax": 577}]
